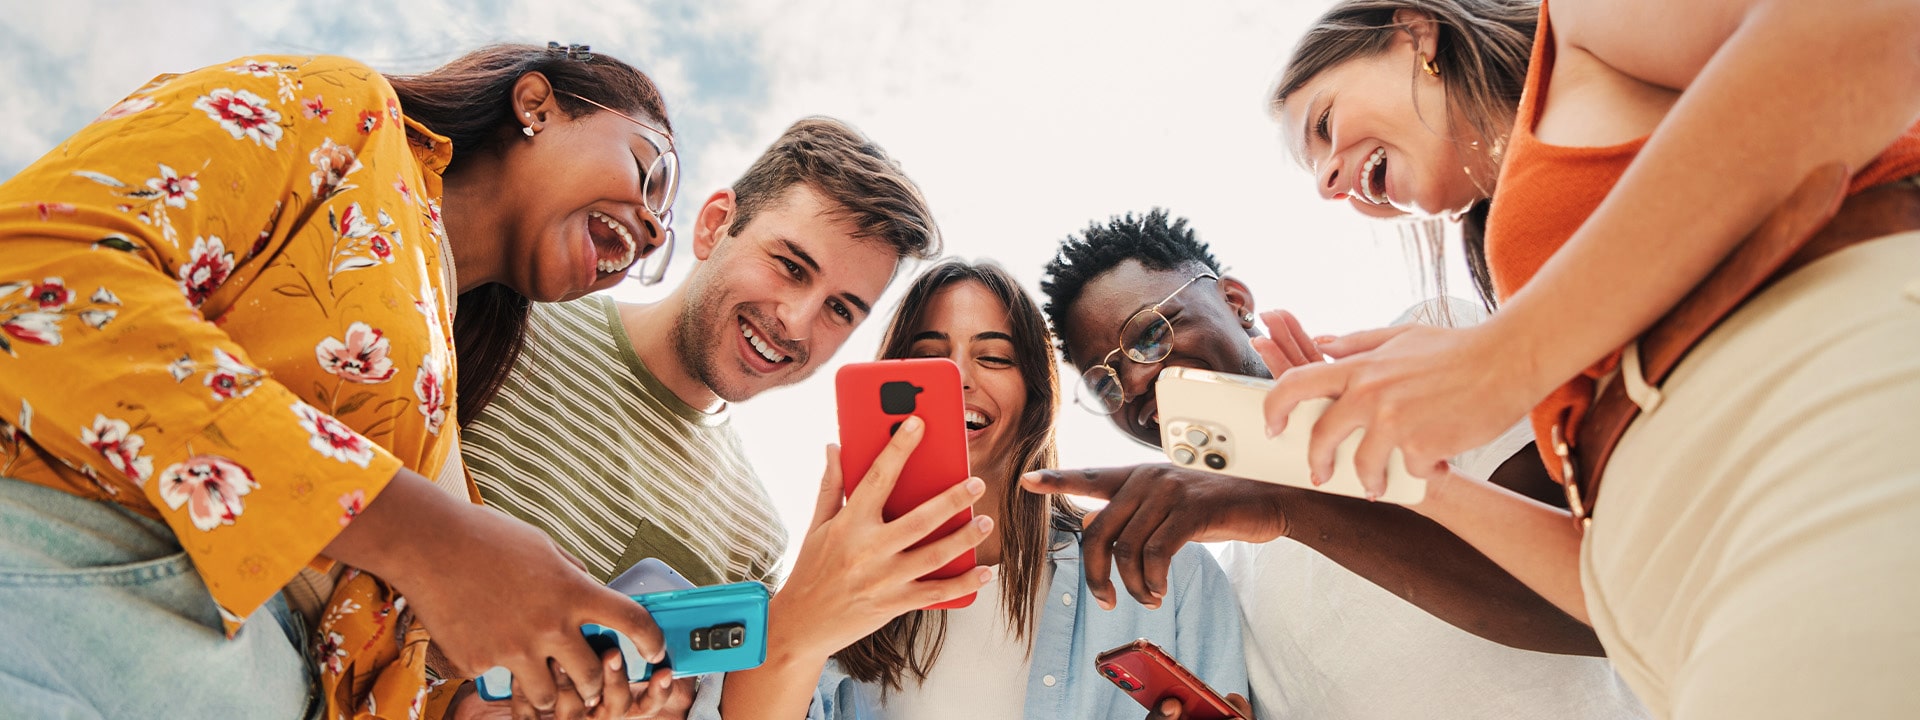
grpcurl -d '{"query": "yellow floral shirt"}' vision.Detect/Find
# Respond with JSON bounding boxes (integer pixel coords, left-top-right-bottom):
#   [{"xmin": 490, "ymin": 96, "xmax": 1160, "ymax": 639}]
[{"xmin": 0, "ymin": 55, "xmax": 464, "ymax": 719}]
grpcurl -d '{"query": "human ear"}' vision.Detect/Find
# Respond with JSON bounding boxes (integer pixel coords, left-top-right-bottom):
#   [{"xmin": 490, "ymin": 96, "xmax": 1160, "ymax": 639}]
[
  {"xmin": 690, "ymin": 189, "xmax": 737, "ymax": 261},
  {"xmin": 509, "ymin": 72, "xmax": 560, "ymax": 131},
  {"xmin": 1220, "ymin": 275, "xmax": 1258, "ymax": 329}
]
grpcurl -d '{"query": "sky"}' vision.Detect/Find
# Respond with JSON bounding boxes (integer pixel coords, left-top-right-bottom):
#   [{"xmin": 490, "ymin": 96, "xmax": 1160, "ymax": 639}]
[{"xmin": 0, "ymin": 0, "xmax": 1473, "ymax": 569}]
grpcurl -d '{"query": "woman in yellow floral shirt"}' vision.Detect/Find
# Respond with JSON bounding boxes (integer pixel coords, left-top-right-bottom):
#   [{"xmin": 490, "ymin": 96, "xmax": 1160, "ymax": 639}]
[{"xmin": 0, "ymin": 44, "xmax": 681, "ymax": 719}]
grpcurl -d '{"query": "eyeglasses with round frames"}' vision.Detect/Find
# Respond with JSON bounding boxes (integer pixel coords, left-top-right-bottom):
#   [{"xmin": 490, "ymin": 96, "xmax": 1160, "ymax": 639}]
[
  {"xmin": 1074, "ymin": 271, "xmax": 1221, "ymax": 415},
  {"xmin": 555, "ymin": 90, "xmax": 679, "ymax": 285}
]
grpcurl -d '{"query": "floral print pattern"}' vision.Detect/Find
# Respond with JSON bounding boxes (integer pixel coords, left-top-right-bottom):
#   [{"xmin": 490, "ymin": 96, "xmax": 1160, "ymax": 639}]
[
  {"xmin": 310, "ymin": 137, "xmax": 361, "ymax": 201},
  {"xmin": 0, "ymin": 54, "xmax": 458, "ymax": 720},
  {"xmin": 156, "ymin": 454, "xmax": 258, "ymax": 531},
  {"xmin": 293, "ymin": 401, "xmax": 376, "ymax": 468},
  {"xmin": 81, "ymin": 414, "xmax": 154, "ymax": 485},
  {"xmin": 315, "ymin": 321, "xmax": 395, "ymax": 383},
  {"xmin": 0, "ymin": 279, "xmax": 121, "ymax": 354},
  {"xmin": 204, "ymin": 348, "xmax": 264, "ymax": 400},
  {"xmin": 178, "ymin": 235, "xmax": 235, "ymax": 307},
  {"xmin": 412, "ymin": 356, "xmax": 445, "ymax": 435},
  {"xmin": 194, "ymin": 87, "xmax": 284, "ymax": 149}
]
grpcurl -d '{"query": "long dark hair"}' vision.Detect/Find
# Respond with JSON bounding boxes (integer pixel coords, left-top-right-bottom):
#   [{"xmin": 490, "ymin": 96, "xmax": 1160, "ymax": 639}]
[
  {"xmin": 834, "ymin": 259, "xmax": 1084, "ymax": 691},
  {"xmin": 1271, "ymin": 0, "xmax": 1536, "ymax": 309},
  {"xmin": 384, "ymin": 44, "xmax": 672, "ymax": 425}
]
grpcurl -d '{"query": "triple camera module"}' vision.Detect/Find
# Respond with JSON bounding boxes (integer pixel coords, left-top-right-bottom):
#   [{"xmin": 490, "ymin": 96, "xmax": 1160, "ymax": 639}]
[{"xmin": 1166, "ymin": 422, "xmax": 1229, "ymax": 471}]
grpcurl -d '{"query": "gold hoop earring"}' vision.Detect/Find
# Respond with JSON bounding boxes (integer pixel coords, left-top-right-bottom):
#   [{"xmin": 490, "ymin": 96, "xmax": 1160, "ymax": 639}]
[{"xmin": 1421, "ymin": 54, "xmax": 1440, "ymax": 78}]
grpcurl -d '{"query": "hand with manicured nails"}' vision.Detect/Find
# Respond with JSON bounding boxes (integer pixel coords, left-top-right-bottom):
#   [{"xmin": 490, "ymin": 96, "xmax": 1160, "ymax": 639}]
[
  {"xmin": 1261, "ymin": 321, "xmax": 1537, "ymax": 501},
  {"xmin": 323, "ymin": 473, "xmax": 668, "ymax": 720},
  {"xmin": 716, "ymin": 416, "xmax": 994, "ymax": 720},
  {"xmin": 779, "ymin": 415, "xmax": 995, "ymax": 656},
  {"xmin": 1020, "ymin": 465, "xmax": 1287, "ymax": 611}
]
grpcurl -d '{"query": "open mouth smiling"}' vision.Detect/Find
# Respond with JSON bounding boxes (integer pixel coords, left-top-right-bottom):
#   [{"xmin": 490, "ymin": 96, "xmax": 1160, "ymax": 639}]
[
  {"xmin": 737, "ymin": 316, "xmax": 794, "ymax": 370},
  {"xmin": 588, "ymin": 210, "xmax": 640, "ymax": 277}
]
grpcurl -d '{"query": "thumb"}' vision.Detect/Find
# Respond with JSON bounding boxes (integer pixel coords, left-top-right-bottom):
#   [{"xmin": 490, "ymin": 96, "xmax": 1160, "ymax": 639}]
[{"xmin": 810, "ymin": 444, "xmax": 846, "ymax": 532}]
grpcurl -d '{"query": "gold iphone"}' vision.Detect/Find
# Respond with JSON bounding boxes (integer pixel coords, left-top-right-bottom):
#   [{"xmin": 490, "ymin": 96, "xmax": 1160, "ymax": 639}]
[{"xmin": 1155, "ymin": 367, "xmax": 1426, "ymax": 505}]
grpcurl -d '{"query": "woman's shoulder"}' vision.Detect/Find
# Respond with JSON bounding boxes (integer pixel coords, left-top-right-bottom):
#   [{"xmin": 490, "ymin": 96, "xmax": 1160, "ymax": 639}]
[{"xmin": 154, "ymin": 55, "xmax": 399, "ymax": 110}]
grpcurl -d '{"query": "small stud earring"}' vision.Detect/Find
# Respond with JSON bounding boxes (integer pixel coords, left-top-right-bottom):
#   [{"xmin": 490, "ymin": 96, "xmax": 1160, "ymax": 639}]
[
  {"xmin": 1241, "ymin": 312, "xmax": 1255, "ymax": 324},
  {"xmin": 522, "ymin": 126, "xmax": 535, "ymax": 137},
  {"xmin": 523, "ymin": 111, "xmax": 531, "ymax": 117}
]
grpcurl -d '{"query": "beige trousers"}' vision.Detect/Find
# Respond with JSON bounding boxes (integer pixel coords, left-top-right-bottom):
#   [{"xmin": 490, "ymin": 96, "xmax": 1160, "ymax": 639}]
[{"xmin": 1583, "ymin": 231, "xmax": 1920, "ymax": 718}]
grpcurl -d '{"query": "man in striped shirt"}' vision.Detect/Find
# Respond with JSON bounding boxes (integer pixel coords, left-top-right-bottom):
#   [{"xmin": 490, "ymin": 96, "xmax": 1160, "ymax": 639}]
[{"xmin": 462, "ymin": 116, "xmax": 939, "ymax": 596}]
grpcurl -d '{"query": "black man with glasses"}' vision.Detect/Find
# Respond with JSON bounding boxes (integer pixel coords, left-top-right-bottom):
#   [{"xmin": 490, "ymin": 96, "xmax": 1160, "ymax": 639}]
[{"xmin": 1028, "ymin": 210, "xmax": 1648, "ymax": 720}]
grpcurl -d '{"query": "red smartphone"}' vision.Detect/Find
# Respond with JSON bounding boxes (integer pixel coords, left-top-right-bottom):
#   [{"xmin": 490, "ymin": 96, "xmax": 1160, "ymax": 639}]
[
  {"xmin": 834, "ymin": 358, "xmax": 976, "ymax": 610},
  {"xmin": 1096, "ymin": 639, "xmax": 1239, "ymax": 720}
]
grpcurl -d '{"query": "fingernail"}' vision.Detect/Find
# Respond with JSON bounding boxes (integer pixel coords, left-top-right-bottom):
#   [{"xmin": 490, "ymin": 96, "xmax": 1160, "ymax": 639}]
[
  {"xmin": 965, "ymin": 477, "xmax": 986, "ymax": 495},
  {"xmin": 1265, "ymin": 423, "xmax": 1279, "ymax": 438},
  {"xmin": 974, "ymin": 515, "xmax": 994, "ymax": 533},
  {"xmin": 1152, "ymin": 588, "xmax": 1165, "ymax": 599},
  {"xmin": 610, "ymin": 653, "xmax": 623, "ymax": 672},
  {"xmin": 1314, "ymin": 335, "xmax": 1337, "ymax": 344},
  {"xmin": 585, "ymin": 694, "xmax": 600, "ymax": 709},
  {"xmin": 1366, "ymin": 490, "xmax": 1379, "ymax": 502},
  {"xmin": 978, "ymin": 566, "xmax": 995, "ymax": 582},
  {"xmin": 1310, "ymin": 470, "xmax": 1324, "ymax": 486},
  {"xmin": 1099, "ymin": 597, "xmax": 1115, "ymax": 611},
  {"xmin": 901, "ymin": 415, "xmax": 923, "ymax": 432}
]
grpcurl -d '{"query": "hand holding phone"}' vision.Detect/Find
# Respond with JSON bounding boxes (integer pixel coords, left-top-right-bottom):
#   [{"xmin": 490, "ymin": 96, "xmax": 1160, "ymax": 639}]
[
  {"xmin": 1097, "ymin": 639, "xmax": 1242, "ymax": 720},
  {"xmin": 474, "ymin": 560, "xmax": 769, "ymax": 701},
  {"xmin": 835, "ymin": 358, "xmax": 978, "ymax": 609},
  {"xmin": 1157, "ymin": 367, "xmax": 1427, "ymax": 504}
]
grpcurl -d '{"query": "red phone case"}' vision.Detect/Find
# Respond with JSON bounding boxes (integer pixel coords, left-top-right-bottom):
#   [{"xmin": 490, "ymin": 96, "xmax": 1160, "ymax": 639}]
[
  {"xmin": 1096, "ymin": 639, "xmax": 1238, "ymax": 720},
  {"xmin": 834, "ymin": 358, "xmax": 977, "ymax": 610}
]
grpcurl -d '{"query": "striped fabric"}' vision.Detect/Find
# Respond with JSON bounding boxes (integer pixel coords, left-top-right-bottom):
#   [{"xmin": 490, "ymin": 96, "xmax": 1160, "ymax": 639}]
[{"xmin": 462, "ymin": 295, "xmax": 785, "ymax": 588}]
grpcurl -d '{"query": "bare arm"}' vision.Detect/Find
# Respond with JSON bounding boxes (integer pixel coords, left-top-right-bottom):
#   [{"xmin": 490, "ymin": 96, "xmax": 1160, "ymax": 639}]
[
  {"xmin": 1501, "ymin": 0, "xmax": 1920, "ymax": 398},
  {"xmin": 1024, "ymin": 466, "xmax": 1604, "ymax": 656}
]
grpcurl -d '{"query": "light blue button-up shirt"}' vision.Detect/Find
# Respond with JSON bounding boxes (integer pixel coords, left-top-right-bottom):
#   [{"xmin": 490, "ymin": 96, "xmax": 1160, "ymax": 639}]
[{"xmin": 692, "ymin": 528, "xmax": 1248, "ymax": 719}]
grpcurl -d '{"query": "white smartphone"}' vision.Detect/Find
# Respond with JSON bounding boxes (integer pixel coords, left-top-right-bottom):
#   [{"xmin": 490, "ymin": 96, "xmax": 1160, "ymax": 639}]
[{"xmin": 1155, "ymin": 367, "xmax": 1426, "ymax": 505}]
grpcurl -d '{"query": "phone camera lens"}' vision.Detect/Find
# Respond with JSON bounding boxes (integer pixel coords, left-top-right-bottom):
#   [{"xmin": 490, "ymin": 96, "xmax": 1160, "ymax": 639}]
[
  {"xmin": 880, "ymin": 381, "xmax": 923, "ymax": 414},
  {"xmin": 1203, "ymin": 452, "xmax": 1227, "ymax": 470},
  {"xmin": 1101, "ymin": 666, "xmax": 1117, "ymax": 679},
  {"xmin": 1184, "ymin": 428, "xmax": 1209, "ymax": 447},
  {"xmin": 1172, "ymin": 446, "xmax": 1196, "ymax": 465}
]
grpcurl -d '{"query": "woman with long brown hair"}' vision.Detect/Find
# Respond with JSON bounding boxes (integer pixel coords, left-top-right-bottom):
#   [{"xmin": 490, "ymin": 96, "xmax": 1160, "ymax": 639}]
[
  {"xmin": 0, "ymin": 42, "xmax": 682, "ymax": 719},
  {"xmin": 704, "ymin": 259, "xmax": 1248, "ymax": 719},
  {"xmin": 1265, "ymin": 0, "xmax": 1920, "ymax": 716}
]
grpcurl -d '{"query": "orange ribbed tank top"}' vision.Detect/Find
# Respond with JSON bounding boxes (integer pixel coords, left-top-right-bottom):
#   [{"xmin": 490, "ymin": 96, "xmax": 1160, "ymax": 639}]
[{"xmin": 1483, "ymin": 4, "xmax": 1920, "ymax": 482}]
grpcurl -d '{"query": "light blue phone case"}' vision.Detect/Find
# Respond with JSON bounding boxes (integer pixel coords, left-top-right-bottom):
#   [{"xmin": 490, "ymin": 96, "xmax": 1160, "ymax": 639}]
[{"xmin": 473, "ymin": 577, "xmax": 769, "ymax": 701}]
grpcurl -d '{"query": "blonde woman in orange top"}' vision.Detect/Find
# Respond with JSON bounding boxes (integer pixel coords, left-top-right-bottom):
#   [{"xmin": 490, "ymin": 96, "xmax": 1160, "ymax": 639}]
[
  {"xmin": 1268, "ymin": 0, "xmax": 1920, "ymax": 717},
  {"xmin": 0, "ymin": 45, "xmax": 686, "ymax": 719}
]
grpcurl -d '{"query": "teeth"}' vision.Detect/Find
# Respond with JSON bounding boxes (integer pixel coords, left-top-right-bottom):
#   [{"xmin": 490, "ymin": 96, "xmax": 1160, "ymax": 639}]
[
  {"xmin": 739, "ymin": 321, "xmax": 788, "ymax": 364},
  {"xmin": 1359, "ymin": 147, "xmax": 1388, "ymax": 205},
  {"xmin": 590, "ymin": 211, "xmax": 637, "ymax": 274},
  {"xmin": 964, "ymin": 410, "xmax": 988, "ymax": 429}
]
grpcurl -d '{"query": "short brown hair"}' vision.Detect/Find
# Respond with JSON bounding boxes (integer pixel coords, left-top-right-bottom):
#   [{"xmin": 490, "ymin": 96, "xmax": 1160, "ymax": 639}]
[{"xmin": 728, "ymin": 117, "xmax": 940, "ymax": 260}]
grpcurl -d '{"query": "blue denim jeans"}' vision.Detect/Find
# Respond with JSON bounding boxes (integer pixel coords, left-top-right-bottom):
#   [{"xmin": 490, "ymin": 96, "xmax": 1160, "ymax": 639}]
[{"xmin": 0, "ymin": 478, "xmax": 318, "ymax": 719}]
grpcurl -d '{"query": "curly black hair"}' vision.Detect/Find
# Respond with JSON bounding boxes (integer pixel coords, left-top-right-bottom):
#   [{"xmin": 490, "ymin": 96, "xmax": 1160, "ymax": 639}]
[{"xmin": 1039, "ymin": 208, "xmax": 1223, "ymax": 356}]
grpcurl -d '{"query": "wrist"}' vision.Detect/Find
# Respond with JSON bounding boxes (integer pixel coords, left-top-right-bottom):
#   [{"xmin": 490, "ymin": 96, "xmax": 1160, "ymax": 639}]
[
  {"xmin": 764, "ymin": 588, "xmax": 836, "ymax": 666},
  {"xmin": 1469, "ymin": 313, "xmax": 1562, "ymax": 408}
]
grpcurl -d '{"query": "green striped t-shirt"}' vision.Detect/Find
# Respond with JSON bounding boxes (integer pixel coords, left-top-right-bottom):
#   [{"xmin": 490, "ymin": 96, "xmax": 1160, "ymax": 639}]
[{"xmin": 462, "ymin": 295, "xmax": 785, "ymax": 588}]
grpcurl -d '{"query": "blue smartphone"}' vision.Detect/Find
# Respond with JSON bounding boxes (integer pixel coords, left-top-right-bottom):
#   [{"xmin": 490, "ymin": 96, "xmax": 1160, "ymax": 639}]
[{"xmin": 473, "ymin": 561, "xmax": 770, "ymax": 701}]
